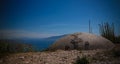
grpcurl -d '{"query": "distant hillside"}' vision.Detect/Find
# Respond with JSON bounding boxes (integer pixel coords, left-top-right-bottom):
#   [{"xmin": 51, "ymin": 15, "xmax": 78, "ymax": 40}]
[
  {"xmin": 0, "ymin": 34, "xmax": 66, "ymax": 51},
  {"xmin": 23, "ymin": 34, "xmax": 67, "ymax": 51},
  {"xmin": 9, "ymin": 35, "xmax": 66, "ymax": 51},
  {"xmin": 41, "ymin": 34, "xmax": 67, "ymax": 40}
]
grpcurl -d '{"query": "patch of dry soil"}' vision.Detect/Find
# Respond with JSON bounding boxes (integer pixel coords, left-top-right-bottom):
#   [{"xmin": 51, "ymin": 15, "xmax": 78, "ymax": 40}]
[{"xmin": 0, "ymin": 50, "xmax": 120, "ymax": 64}]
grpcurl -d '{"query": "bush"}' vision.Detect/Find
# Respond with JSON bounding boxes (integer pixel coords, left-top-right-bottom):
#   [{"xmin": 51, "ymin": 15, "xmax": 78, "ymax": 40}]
[
  {"xmin": 99, "ymin": 22, "xmax": 115, "ymax": 43},
  {"xmin": 0, "ymin": 39, "xmax": 35, "ymax": 53},
  {"xmin": 74, "ymin": 56, "xmax": 89, "ymax": 64},
  {"xmin": 111, "ymin": 47, "xmax": 120, "ymax": 57}
]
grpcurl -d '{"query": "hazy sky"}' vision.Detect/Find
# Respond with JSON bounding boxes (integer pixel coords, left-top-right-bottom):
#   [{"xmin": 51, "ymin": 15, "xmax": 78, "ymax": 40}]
[{"xmin": 0, "ymin": 0, "xmax": 120, "ymax": 38}]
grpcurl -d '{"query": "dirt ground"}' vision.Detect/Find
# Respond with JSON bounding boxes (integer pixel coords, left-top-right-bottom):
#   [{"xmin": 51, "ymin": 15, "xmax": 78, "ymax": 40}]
[{"xmin": 0, "ymin": 44, "xmax": 120, "ymax": 64}]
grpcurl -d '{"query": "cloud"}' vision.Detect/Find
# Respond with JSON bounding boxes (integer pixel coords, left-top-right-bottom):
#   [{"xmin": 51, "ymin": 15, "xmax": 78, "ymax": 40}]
[{"xmin": 0, "ymin": 30, "xmax": 60, "ymax": 39}]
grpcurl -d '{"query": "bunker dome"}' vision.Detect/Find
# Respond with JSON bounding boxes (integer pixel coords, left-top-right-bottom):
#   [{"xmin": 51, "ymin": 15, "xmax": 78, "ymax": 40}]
[{"xmin": 49, "ymin": 32, "xmax": 115, "ymax": 50}]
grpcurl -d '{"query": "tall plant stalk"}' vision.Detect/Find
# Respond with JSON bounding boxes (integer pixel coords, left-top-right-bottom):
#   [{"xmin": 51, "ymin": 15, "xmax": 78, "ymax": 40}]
[{"xmin": 99, "ymin": 22, "xmax": 115, "ymax": 43}]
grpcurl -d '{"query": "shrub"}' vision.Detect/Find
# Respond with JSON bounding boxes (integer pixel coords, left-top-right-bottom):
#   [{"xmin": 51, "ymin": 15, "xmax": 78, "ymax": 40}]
[
  {"xmin": 111, "ymin": 47, "xmax": 120, "ymax": 57},
  {"xmin": 74, "ymin": 56, "xmax": 89, "ymax": 64},
  {"xmin": 99, "ymin": 22, "xmax": 115, "ymax": 43},
  {"xmin": 0, "ymin": 40, "xmax": 35, "ymax": 53}
]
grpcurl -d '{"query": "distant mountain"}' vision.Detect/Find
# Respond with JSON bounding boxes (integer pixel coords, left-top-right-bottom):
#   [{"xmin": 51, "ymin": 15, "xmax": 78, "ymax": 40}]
[
  {"xmin": 41, "ymin": 34, "xmax": 67, "ymax": 40},
  {"xmin": 0, "ymin": 34, "xmax": 66, "ymax": 51},
  {"xmin": 20, "ymin": 34, "xmax": 67, "ymax": 51}
]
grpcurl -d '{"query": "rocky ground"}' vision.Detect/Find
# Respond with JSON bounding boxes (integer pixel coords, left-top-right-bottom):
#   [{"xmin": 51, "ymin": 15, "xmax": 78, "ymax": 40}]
[{"xmin": 0, "ymin": 49, "xmax": 120, "ymax": 64}]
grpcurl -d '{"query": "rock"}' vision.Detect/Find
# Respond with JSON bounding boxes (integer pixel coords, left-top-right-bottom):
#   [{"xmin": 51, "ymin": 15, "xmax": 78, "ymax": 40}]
[
  {"xmin": 19, "ymin": 56, "xmax": 25, "ymax": 59},
  {"xmin": 24, "ymin": 61, "xmax": 29, "ymax": 64}
]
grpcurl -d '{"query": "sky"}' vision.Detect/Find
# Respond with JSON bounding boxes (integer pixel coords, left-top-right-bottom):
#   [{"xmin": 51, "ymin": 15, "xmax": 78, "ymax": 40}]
[{"xmin": 0, "ymin": 0, "xmax": 120, "ymax": 39}]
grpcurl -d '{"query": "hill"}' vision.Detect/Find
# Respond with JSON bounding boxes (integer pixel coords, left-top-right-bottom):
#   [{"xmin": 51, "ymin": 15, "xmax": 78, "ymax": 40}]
[{"xmin": 49, "ymin": 32, "xmax": 115, "ymax": 50}]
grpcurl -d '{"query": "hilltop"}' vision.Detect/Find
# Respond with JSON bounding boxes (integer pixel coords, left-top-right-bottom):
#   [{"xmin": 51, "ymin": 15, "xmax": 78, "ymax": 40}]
[{"xmin": 49, "ymin": 32, "xmax": 114, "ymax": 50}]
